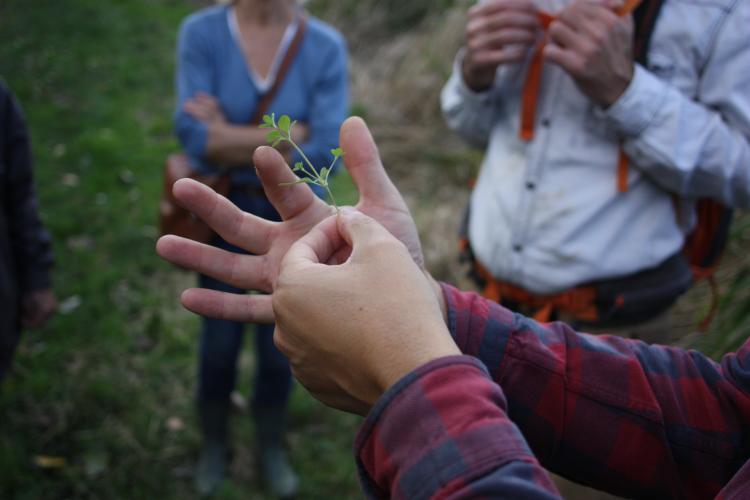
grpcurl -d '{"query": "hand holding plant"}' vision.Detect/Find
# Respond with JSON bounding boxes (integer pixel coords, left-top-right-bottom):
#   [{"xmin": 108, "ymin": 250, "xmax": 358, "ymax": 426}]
[
  {"xmin": 156, "ymin": 117, "xmax": 426, "ymax": 324},
  {"xmin": 260, "ymin": 113, "xmax": 343, "ymax": 209}
]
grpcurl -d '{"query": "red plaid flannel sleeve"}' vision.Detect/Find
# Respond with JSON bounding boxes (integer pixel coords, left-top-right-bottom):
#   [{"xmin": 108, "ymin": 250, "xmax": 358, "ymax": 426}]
[
  {"xmin": 354, "ymin": 284, "xmax": 750, "ymax": 498},
  {"xmin": 355, "ymin": 355, "xmax": 561, "ymax": 499},
  {"xmin": 441, "ymin": 283, "xmax": 750, "ymax": 498}
]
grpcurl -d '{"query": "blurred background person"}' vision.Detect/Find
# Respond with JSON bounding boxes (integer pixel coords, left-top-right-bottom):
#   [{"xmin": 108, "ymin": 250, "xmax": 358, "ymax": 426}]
[
  {"xmin": 173, "ymin": 0, "xmax": 349, "ymax": 496},
  {"xmin": 0, "ymin": 80, "xmax": 57, "ymax": 384},
  {"xmin": 442, "ymin": 0, "xmax": 750, "ymax": 341},
  {"xmin": 442, "ymin": 2, "xmax": 750, "ymax": 497}
]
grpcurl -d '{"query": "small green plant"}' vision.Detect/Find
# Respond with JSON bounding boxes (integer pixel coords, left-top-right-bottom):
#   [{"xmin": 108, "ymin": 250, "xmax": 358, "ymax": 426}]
[{"xmin": 260, "ymin": 113, "xmax": 343, "ymax": 209}]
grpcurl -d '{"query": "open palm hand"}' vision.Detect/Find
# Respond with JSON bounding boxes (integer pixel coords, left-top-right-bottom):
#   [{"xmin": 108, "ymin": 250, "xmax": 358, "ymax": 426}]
[{"xmin": 156, "ymin": 117, "xmax": 423, "ymax": 323}]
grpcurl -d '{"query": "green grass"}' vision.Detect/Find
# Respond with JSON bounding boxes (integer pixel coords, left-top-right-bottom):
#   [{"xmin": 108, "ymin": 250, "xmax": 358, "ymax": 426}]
[
  {"xmin": 2, "ymin": 0, "xmax": 748, "ymax": 498},
  {"xmin": 688, "ymin": 215, "xmax": 750, "ymax": 359},
  {"xmin": 0, "ymin": 1, "xmax": 361, "ymax": 498}
]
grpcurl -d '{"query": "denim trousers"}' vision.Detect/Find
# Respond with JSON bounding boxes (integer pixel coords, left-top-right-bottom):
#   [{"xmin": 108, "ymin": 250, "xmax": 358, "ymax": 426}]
[{"xmin": 197, "ymin": 188, "xmax": 292, "ymax": 410}]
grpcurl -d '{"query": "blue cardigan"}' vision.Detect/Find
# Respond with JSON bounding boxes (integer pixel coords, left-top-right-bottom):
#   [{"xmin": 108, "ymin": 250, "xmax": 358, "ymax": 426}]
[{"xmin": 174, "ymin": 6, "xmax": 349, "ymax": 186}]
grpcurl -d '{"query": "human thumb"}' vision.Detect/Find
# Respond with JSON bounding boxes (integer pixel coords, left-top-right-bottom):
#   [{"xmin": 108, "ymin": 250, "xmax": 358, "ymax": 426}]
[
  {"xmin": 336, "ymin": 208, "xmax": 399, "ymax": 259},
  {"xmin": 282, "ymin": 214, "xmax": 342, "ymax": 269},
  {"xmin": 340, "ymin": 117, "xmax": 400, "ymax": 204}
]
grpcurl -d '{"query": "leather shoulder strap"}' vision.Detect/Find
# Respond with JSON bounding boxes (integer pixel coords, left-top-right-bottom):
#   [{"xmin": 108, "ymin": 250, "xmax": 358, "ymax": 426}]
[{"xmin": 249, "ymin": 15, "xmax": 308, "ymax": 125}]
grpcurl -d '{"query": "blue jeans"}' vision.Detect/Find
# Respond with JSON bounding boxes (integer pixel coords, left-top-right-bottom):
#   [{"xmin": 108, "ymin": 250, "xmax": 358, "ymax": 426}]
[{"xmin": 197, "ymin": 189, "xmax": 292, "ymax": 410}]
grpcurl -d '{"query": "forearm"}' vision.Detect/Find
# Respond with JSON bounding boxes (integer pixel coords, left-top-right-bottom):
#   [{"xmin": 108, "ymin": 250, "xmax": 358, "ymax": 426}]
[
  {"xmin": 441, "ymin": 51, "xmax": 507, "ymax": 148},
  {"xmin": 356, "ymin": 356, "xmax": 560, "ymax": 499},
  {"xmin": 602, "ymin": 66, "xmax": 750, "ymax": 207},
  {"xmin": 204, "ymin": 123, "xmax": 275, "ymax": 167},
  {"xmin": 440, "ymin": 283, "xmax": 750, "ymax": 498}
]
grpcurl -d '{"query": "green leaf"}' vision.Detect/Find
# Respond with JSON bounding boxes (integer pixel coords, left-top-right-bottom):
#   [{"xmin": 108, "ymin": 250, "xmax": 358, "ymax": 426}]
[
  {"xmin": 278, "ymin": 115, "xmax": 291, "ymax": 133},
  {"xmin": 266, "ymin": 130, "xmax": 282, "ymax": 144},
  {"xmin": 320, "ymin": 167, "xmax": 329, "ymax": 180},
  {"xmin": 262, "ymin": 114, "xmax": 274, "ymax": 126},
  {"xmin": 271, "ymin": 137, "xmax": 284, "ymax": 148},
  {"xmin": 330, "ymin": 147, "xmax": 343, "ymax": 158},
  {"xmin": 293, "ymin": 162, "xmax": 303, "ymax": 172},
  {"xmin": 259, "ymin": 123, "xmax": 271, "ymax": 129}
]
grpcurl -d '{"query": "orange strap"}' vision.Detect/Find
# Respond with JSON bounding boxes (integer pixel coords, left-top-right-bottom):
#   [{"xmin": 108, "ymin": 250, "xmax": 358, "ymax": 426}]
[
  {"xmin": 520, "ymin": 11, "xmax": 554, "ymax": 141},
  {"xmin": 520, "ymin": 0, "xmax": 643, "ymax": 191},
  {"xmin": 617, "ymin": 147, "xmax": 629, "ymax": 192},
  {"xmin": 520, "ymin": 44, "xmax": 547, "ymax": 142},
  {"xmin": 697, "ymin": 275, "xmax": 720, "ymax": 332},
  {"xmin": 474, "ymin": 260, "xmax": 599, "ymax": 323}
]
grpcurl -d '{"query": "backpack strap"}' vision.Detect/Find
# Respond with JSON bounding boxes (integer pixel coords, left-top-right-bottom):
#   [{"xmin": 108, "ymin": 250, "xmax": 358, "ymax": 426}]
[
  {"xmin": 617, "ymin": 0, "xmax": 667, "ymax": 192},
  {"xmin": 632, "ymin": 0, "xmax": 666, "ymax": 66}
]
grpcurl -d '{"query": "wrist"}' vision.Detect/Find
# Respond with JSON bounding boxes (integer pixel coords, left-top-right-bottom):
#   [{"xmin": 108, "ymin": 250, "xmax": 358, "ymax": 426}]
[
  {"xmin": 373, "ymin": 331, "xmax": 461, "ymax": 396},
  {"xmin": 208, "ymin": 120, "xmax": 229, "ymax": 137},
  {"xmin": 598, "ymin": 63, "xmax": 667, "ymax": 137},
  {"xmin": 600, "ymin": 63, "xmax": 634, "ymax": 108},
  {"xmin": 461, "ymin": 57, "xmax": 494, "ymax": 92},
  {"xmin": 424, "ymin": 270, "xmax": 448, "ymax": 324}
]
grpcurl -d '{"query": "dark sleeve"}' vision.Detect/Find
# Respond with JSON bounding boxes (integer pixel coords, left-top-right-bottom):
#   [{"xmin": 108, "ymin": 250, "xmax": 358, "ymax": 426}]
[
  {"xmin": 442, "ymin": 283, "xmax": 750, "ymax": 498},
  {"xmin": 2, "ymin": 85, "xmax": 53, "ymax": 292},
  {"xmin": 355, "ymin": 356, "xmax": 561, "ymax": 499}
]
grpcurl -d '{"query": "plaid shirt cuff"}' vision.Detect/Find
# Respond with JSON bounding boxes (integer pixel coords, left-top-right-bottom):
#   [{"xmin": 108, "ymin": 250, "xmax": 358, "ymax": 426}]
[{"xmin": 355, "ymin": 355, "xmax": 559, "ymax": 499}]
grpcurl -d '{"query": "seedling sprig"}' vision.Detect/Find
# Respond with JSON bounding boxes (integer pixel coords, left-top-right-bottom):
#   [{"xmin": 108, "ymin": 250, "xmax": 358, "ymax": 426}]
[{"xmin": 260, "ymin": 113, "xmax": 343, "ymax": 210}]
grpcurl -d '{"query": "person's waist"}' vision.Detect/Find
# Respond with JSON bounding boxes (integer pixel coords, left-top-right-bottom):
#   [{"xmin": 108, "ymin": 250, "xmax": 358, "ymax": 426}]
[
  {"xmin": 474, "ymin": 247, "xmax": 691, "ymax": 296},
  {"xmin": 469, "ymin": 201, "xmax": 686, "ymax": 292},
  {"xmin": 470, "ymin": 235, "xmax": 685, "ymax": 295}
]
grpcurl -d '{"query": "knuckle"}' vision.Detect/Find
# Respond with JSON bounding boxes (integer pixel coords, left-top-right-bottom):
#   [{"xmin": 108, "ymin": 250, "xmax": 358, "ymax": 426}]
[
  {"xmin": 571, "ymin": 59, "xmax": 586, "ymax": 75},
  {"xmin": 369, "ymin": 237, "xmax": 407, "ymax": 258},
  {"xmin": 602, "ymin": 13, "xmax": 617, "ymax": 29},
  {"xmin": 272, "ymin": 280, "xmax": 293, "ymax": 308},
  {"xmin": 593, "ymin": 32, "xmax": 607, "ymax": 45},
  {"xmin": 580, "ymin": 43, "xmax": 596, "ymax": 60},
  {"xmin": 258, "ymin": 255, "xmax": 273, "ymax": 292},
  {"xmin": 272, "ymin": 328, "xmax": 289, "ymax": 354}
]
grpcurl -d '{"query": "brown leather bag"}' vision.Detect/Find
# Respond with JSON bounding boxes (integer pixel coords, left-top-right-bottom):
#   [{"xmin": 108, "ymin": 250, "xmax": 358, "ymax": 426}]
[{"xmin": 159, "ymin": 15, "xmax": 308, "ymax": 243}]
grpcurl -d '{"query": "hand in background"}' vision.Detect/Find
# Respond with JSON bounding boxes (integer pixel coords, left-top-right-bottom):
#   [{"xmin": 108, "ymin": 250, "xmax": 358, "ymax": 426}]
[
  {"xmin": 183, "ymin": 92, "xmax": 227, "ymax": 126},
  {"xmin": 462, "ymin": 0, "xmax": 540, "ymax": 91},
  {"xmin": 544, "ymin": 0, "xmax": 634, "ymax": 107},
  {"xmin": 156, "ymin": 117, "xmax": 424, "ymax": 323},
  {"xmin": 273, "ymin": 210, "xmax": 459, "ymax": 415},
  {"xmin": 21, "ymin": 288, "xmax": 57, "ymax": 329}
]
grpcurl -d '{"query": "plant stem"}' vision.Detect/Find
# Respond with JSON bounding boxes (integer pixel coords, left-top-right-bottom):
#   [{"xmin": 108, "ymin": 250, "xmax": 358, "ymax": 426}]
[
  {"xmin": 289, "ymin": 139, "xmax": 320, "ymax": 178},
  {"xmin": 324, "ymin": 185, "xmax": 338, "ymax": 210}
]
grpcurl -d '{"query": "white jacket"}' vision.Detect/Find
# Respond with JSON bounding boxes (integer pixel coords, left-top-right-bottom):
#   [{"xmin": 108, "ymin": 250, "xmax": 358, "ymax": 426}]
[{"xmin": 442, "ymin": 0, "xmax": 750, "ymax": 294}]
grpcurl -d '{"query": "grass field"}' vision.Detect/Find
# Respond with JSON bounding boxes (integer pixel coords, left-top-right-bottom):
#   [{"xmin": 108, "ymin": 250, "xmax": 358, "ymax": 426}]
[
  {"xmin": 1, "ymin": 0, "xmax": 748, "ymax": 499},
  {"xmin": 0, "ymin": 1, "xmax": 360, "ymax": 498}
]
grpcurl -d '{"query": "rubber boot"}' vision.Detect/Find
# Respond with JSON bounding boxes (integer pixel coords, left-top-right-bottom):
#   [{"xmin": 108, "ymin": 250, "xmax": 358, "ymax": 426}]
[
  {"xmin": 254, "ymin": 406, "xmax": 299, "ymax": 499},
  {"xmin": 195, "ymin": 400, "xmax": 230, "ymax": 497}
]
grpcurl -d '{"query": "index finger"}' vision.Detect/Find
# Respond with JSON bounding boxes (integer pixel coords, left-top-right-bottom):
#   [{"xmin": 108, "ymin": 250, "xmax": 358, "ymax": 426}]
[
  {"xmin": 253, "ymin": 146, "xmax": 330, "ymax": 221},
  {"xmin": 282, "ymin": 214, "xmax": 343, "ymax": 269},
  {"xmin": 171, "ymin": 178, "xmax": 274, "ymax": 254}
]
